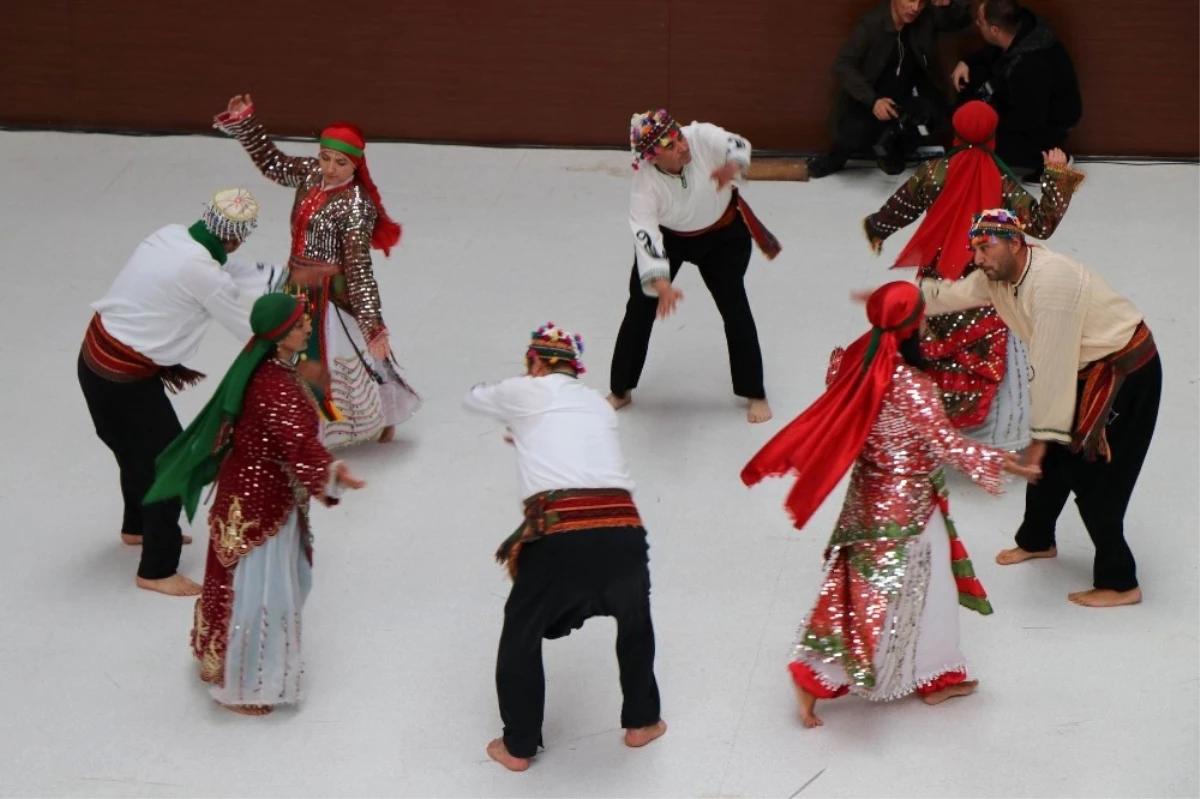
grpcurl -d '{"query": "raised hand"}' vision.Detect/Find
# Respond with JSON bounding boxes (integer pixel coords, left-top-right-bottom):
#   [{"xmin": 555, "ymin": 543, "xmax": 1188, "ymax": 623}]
[
  {"xmin": 226, "ymin": 94, "xmax": 253, "ymax": 116},
  {"xmin": 1042, "ymin": 148, "xmax": 1068, "ymax": 166}
]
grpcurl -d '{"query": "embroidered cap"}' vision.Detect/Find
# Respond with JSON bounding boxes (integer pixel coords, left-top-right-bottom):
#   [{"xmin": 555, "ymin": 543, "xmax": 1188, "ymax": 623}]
[
  {"xmin": 968, "ymin": 208, "xmax": 1025, "ymax": 248},
  {"xmin": 526, "ymin": 322, "xmax": 586, "ymax": 375},
  {"xmin": 202, "ymin": 188, "xmax": 259, "ymax": 241},
  {"xmin": 629, "ymin": 109, "xmax": 681, "ymax": 170}
]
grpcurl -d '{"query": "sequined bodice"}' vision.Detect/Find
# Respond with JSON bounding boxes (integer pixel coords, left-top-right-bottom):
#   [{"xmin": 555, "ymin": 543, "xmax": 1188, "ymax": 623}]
[{"xmin": 827, "ymin": 352, "xmax": 1005, "ymax": 546}]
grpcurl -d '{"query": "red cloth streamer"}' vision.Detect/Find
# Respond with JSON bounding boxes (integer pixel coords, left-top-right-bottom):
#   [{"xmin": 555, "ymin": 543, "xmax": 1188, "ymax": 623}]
[
  {"xmin": 741, "ymin": 282, "xmax": 925, "ymax": 530},
  {"xmin": 319, "ymin": 122, "xmax": 402, "ymax": 256},
  {"xmin": 892, "ymin": 101, "xmax": 1002, "ymax": 281}
]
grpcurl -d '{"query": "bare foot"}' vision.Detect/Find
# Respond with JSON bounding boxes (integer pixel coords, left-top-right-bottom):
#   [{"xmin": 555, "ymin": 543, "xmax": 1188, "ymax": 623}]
[
  {"xmin": 122, "ymin": 533, "xmax": 193, "ymax": 545},
  {"xmin": 378, "ymin": 425, "xmax": 395, "ymax": 443},
  {"xmin": 995, "ymin": 546, "xmax": 1056, "ymax": 566},
  {"xmin": 793, "ymin": 681, "xmax": 823, "ymax": 728},
  {"xmin": 219, "ymin": 702, "xmax": 272, "ymax": 716},
  {"xmin": 486, "ymin": 738, "xmax": 530, "ymax": 772},
  {"xmin": 607, "ymin": 392, "xmax": 632, "ymax": 411},
  {"xmin": 624, "ymin": 719, "xmax": 667, "ymax": 747},
  {"xmin": 747, "ymin": 398, "xmax": 773, "ymax": 424},
  {"xmin": 136, "ymin": 573, "xmax": 202, "ymax": 596},
  {"xmin": 921, "ymin": 679, "xmax": 978, "ymax": 705},
  {"xmin": 1068, "ymin": 587, "xmax": 1142, "ymax": 607}
]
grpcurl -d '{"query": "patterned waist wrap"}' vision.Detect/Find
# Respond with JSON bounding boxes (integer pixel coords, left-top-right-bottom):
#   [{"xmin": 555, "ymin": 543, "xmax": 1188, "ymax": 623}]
[
  {"xmin": 495, "ymin": 488, "xmax": 643, "ymax": 578},
  {"xmin": 1073, "ymin": 321, "xmax": 1157, "ymax": 462},
  {"xmin": 661, "ymin": 188, "xmax": 782, "ymax": 260},
  {"xmin": 80, "ymin": 313, "xmax": 205, "ymax": 393},
  {"xmin": 286, "ymin": 254, "xmax": 350, "ymax": 306}
]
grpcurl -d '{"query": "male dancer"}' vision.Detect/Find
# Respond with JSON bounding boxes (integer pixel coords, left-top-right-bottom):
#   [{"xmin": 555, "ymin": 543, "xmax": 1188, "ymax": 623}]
[
  {"xmin": 917, "ymin": 209, "xmax": 1161, "ymax": 608},
  {"xmin": 78, "ymin": 188, "xmax": 274, "ymax": 596},
  {"xmin": 610, "ymin": 109, "xmax": 781, "ymax": 424},
  {"xmin": 464, "ymin": 323, "xmax": 666, "ymax": 771}
]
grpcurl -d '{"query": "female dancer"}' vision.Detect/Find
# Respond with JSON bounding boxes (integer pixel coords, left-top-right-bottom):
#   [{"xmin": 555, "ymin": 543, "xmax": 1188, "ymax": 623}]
[
  {"xmin": 147, "ymin": 293, "xmax": 366, "ymax": 714},
  {"xmin": 215, "ymin": 93, "xmax": 420, "ymax": 448},
  {"xmin": 863, "ymin": 100, "xmax": 1084, "ymax": 448},
  {"xmin": 742, "ymin": 282, "xmax": 1039, "ymax": 727}
]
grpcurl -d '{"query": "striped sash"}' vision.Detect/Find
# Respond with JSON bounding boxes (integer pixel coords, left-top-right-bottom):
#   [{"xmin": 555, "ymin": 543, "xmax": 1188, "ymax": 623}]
[
  {"xmin": 80, "ymin": 314, "xmax": 204, "ymax": 393},
  {"xmin": 1073, "ymin": 322, "xmax": 1157, "ymax": 462}
]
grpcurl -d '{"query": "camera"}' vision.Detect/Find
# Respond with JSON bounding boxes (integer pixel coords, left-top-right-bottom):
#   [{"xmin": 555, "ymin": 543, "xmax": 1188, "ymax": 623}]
[
  {"xmin": 974, "ymin": 79, "xmax": 996, "ymax": 104},
  {"xmin": 873, "ymin": 106, "xmax": 932, "ymax": 158}
]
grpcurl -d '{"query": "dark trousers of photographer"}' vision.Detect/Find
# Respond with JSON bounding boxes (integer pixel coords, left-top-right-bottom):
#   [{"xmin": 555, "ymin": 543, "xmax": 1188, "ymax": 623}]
[{"xmin": 827, "ymin": 88, "xmax": 950, "ymax": 169}]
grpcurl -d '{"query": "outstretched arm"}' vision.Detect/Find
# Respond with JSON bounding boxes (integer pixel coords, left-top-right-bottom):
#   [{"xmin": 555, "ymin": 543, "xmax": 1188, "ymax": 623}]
[
  {"xmin": 1005, "ymin": 158, "xmax": 1086, "ymax": 239},
  {"xmin": 213, "ymin": 94, "xmax": 318, "ymax": 189},
  {"xmin": 864, "ymin": 160, "xmax": 939, "ymax": 249}
]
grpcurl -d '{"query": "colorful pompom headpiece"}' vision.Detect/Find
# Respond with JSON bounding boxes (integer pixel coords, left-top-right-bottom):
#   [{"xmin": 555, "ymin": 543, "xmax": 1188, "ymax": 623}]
[
  {"xmin": 526, "ymin": 322, "xmax": 586, "ymax": 375},
  {"xmin": 202, "ymin": 188, "xmax": 259, "ymax": 241},
  {"xmin": 629, "ymin": 109, "xmax": 682, "ymax": 169},
  {"xmin": 968, "ymin": 208, "xmax": 1025, "ymax": 248}
]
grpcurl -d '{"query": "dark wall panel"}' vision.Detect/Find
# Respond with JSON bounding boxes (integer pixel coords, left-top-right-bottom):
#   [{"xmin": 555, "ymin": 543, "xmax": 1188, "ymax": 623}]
[{"xmin": 1, "ymin": 0, "xmax": 1196, "ymax": 155}]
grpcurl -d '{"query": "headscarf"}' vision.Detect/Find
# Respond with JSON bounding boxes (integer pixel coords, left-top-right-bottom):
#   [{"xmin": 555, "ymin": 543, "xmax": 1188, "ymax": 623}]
[
  {"xmin": 526, "ymin": 322, "xmax": 586, "ymax": 374},
  {"xmin": 741, "ymin": 282, "xmax": 926, "ymax": 530},
  {"xmin": 143, "ymin": 293, "xmax": 307, "ymax": 522},
  {"xmin": 891, "ymin": 101, "xmax": 1021, "ymax": 281},
  {"xmin": 629, "ymin": 109, "xmax": 682, "ymax": 170},
  {"xmin": 319, "ymin": 122, "xmax": 402, "ymax": 256}
]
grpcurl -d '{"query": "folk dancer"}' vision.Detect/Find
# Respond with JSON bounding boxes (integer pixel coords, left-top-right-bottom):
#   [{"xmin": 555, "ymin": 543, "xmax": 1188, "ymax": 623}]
[
  {"xmin": 610, "ymin": 109, "xmax": 781, "ymax": 424},
  {"xmin": 78, "ymin": 188, "xmax": 273, "ymax": 596},
  {"xmin": 464, "ymin": 324, "xmax": 666, "ymax": 770},
  {"xmin": 742, "ymin": 282, "xmax": 1038, "ymax": 727},
  {"xmin": 145, "ymin": 293, "xmax": 366, "ymax": 714},
  {"xmin": 864, "ymin": 100, "xmax": 1085, "ymax": 449},
  {"xmin": 918, "ymin": 209, "xmax": 1161, "ymax": 608},
  {"xmin": 215, "ymin": 93, "xmax": 421, "ymax": 448}
]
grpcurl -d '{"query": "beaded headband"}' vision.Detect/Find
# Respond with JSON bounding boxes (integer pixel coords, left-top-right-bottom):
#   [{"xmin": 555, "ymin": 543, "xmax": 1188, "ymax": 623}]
[
  {"xmin": 526, "ymin": 322, "xmax": 585, "ymax": 374},
  {"xmin": 630, "ymin": 109, "xmax": 681, "ymax": 170},
  {"xmin": 968, "ymin": 208, "xmax": 1025, "ymax": 248},
  {"xmin": 202, "ymin": 188, "xmax": 259, "ymax": 241}
]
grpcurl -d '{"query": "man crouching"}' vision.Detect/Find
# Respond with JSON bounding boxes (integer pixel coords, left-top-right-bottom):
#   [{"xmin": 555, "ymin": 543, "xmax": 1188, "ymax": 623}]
[{"xmin": 463, "ymin": 323, "xmax": 666, "ymax": 771}]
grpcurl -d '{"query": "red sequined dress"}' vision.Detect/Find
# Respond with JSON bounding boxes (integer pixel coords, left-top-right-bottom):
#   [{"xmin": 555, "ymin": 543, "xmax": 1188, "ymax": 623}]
[
  {"xmin": 215, "ymin": 109, "xmax": 421, "ymax": 449},
  {"xmin": 789, "ymin": 348, "xmax": 1006, "ymax": 701},
  {"xmin": 192, "ymin": 359, "xmax": 338, "ymax": 706},
  {"xmin": 864, "ymin": 161, "xmax": 1084, "ymax": 444}
]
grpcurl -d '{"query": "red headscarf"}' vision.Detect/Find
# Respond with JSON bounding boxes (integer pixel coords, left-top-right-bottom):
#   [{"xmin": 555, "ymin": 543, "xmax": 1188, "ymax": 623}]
[
  {"xmin": 741, "ymin": 282, "xmax": 925, "ymax": 530},
  {"xmin": 892, "ymin": 101, "xmax": 1003, "ymax": 281},
  {"xmin": 319, "ymin": 122, "xmax": 402, "ymax": 256}
]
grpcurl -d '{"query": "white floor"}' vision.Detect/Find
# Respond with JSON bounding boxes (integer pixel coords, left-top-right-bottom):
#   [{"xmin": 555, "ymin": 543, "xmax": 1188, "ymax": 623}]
[{"xmin": 1, "ymin": 131, "xmax": 1196, "ymax": 798}]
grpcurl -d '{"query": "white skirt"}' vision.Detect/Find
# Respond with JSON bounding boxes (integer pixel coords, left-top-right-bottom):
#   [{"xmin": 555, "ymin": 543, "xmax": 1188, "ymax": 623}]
[
  {"xmin": 798, "ymin": 512, "xmax": 967, "ymax": 701},
  {"xmin": 209, "ymin": 511, "xmax": 312, "ymax": 707},
  {"xmin": 320, "ymin": 304, "xmax": 422, "ymax": 450},
  {"xmin": 965, "ymin": 332, "xmax": 1032, "ymax": 451}
]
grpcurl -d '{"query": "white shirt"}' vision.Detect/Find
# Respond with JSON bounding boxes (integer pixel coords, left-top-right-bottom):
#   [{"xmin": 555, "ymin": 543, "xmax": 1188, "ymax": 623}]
[
  {"xmin": 920, "ymin": 246, "xmax": 1143, "ymax": 444},
  {"xmin": 630, "ymin": 121, "xmax": 752, "ymax": 296},
  {"xmin": 91, "ymin": 224, "xmax": 275, "ymax": 365},
  {"xmin": 462, "ymin": 373, "xmax": 635, "ymax": 500}
]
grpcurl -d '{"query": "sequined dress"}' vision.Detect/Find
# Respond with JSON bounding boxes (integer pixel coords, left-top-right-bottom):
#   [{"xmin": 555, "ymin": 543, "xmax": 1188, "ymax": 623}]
[
  {"xmin": 865, "ymin": 161, "xmax": 1084, "ymax": 447},
  {"xmin": 215, "ymin": 111, "xmax": 421, "ymax": 449},
  {"xmin": 193, "ymin": 359, "xmax": 342, "ymax": 707},
  {"xmin": 790, "ymin": 349, "xmax": 1005, "ymax": 701}
]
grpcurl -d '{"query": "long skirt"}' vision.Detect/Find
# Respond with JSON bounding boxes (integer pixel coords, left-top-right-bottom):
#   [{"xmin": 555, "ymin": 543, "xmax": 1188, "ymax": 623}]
[
  {"xmin": 208, "ymin": 511, "xmax": 312, "ymax": 707},
  {"xmin": 320, "ymin": 303, "xmax": 422, "ymax": 450},
  {"xmin": 790, "ymin": 512, "xmax": 972, "ymax": 701},
  {"xmin": 964, "ymin": 333, "xmax": 1032, "ymax": 451}
]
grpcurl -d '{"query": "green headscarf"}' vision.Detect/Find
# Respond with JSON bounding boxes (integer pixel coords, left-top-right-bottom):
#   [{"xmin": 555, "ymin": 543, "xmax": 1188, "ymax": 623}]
[{"xmin": 144, "ymin": 293, "xmax": 306, "ymax": 522}]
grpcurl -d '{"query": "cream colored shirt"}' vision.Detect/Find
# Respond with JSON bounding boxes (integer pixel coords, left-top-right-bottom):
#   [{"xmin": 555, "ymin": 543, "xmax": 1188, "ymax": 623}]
[{"xmin": 919, "ymin": 246, "xmax": 1143, "ymax": 444}]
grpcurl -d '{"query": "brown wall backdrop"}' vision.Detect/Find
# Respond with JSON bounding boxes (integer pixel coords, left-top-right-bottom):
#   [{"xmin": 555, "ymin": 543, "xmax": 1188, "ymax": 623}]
[{"xmin": 2, "ymin": 0, "xmax": 1197, "ymax": 156}]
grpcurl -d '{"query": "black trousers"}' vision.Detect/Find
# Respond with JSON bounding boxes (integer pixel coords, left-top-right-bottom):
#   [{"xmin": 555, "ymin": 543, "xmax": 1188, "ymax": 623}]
[
  {"xmin": 496, "ymin": 527, "xmax": 661, "ymax": 759},
  {"xmin": 1015, "ymin": 354, "xmax": 1162, "ymax": 591},
  {"xmin": 77, "ymin": 354, "xmax": 185, "ymax": 580},
  {"xmin": 610, "ymin": 214, "xmax": 765, "ymax": 400}
]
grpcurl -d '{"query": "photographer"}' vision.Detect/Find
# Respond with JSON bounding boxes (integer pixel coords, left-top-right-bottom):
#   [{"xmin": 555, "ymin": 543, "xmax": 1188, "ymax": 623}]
[
  {"xmin": 952, "ymin": 0, "xmax": 1082, "ymax": 180},
  {"xmin": 808, "ymin": 0, "xmax": 971, "ymax": 179}
]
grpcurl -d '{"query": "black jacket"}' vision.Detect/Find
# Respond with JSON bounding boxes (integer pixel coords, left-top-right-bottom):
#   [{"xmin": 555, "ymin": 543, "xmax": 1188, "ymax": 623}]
[
  {"xmin": 829, "ymin": 0, "xmax": 971, "ymax": 138},
  {"xmin": 964, "ymin": 11, "xmax": 1082, "ymax": 133}
]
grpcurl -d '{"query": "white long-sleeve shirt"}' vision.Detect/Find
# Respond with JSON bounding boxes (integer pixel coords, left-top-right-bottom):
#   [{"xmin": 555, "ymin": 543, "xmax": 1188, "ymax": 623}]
[
  {"xmin": 630, "ymin": 121, "xmax": 752, "ymax": 296},
  {"xmin": 463, "ymin": 373, "xmax": 635, "ymax": 500},
  {"xmin": 91, "ymin": 224, "xmax": 271, "ymax": 365},
  {"xmin": 919, "ymin": 246, "xmax": 1143, "ymax": 444}
]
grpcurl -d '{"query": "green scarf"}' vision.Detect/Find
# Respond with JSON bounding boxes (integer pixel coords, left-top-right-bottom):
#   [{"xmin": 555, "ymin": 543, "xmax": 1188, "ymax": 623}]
[
  {"xmin": 187, "ymin": 221, "xmax": 229, "ymax": 265},
  {"xmin": 144, "ymin": 293, "xmax": 304, "ymax": 522}
]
